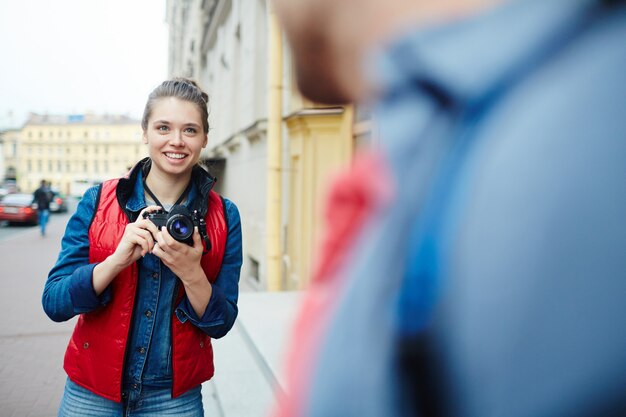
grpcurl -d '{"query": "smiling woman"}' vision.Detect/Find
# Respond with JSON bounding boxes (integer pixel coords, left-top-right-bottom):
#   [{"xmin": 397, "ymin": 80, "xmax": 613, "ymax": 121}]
[
  {"xmin": 142, "ymin": 96, "xmax": 208, "ymax": 181},
  {"xmin": 42, "ymin": 78, "xmax": 243, "ymax": 416}
]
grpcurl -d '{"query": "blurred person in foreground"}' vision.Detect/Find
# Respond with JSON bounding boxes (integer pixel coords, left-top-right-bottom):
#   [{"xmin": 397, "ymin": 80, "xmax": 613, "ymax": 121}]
[
  {"xmin": 42, "ymin": 78, "xmax": 242, "ymax": 416},
  {"xmin": 272, "ymin": 0, "xmax": 626, "ymax": 416},
  {"xmin": 33, "ymin": 179, "xmax": 52, "ymax": 236}
]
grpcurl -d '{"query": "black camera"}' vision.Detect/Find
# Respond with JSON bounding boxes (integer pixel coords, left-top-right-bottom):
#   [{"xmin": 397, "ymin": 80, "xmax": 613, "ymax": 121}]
[{"xmin": 142, "ymin": 205, "xmax": 210, "ymax": 249}]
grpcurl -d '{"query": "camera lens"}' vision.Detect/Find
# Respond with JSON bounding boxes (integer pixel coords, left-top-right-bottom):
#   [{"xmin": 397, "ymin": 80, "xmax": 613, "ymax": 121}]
[{"xmin": 167, "ymin": 215, "xmax": 194, "ymax": 241}]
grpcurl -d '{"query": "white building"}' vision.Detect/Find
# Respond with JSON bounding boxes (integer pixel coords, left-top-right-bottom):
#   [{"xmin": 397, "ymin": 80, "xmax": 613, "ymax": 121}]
[{"xmin": 167, "ymin": 0, "xmax": 356, "ymax": 291}]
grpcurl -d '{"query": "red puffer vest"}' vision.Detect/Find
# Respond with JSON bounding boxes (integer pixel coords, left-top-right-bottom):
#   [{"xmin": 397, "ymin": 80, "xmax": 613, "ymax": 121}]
[{"xmin": 63, "ymin": 175, "xmax": 227, "ymax": 402}]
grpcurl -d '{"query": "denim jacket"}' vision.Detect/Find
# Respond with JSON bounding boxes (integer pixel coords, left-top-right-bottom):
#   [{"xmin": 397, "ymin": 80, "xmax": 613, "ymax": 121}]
[{"xmin": 43, "ymin": 166, "xmax": 242, "ymax": 388}]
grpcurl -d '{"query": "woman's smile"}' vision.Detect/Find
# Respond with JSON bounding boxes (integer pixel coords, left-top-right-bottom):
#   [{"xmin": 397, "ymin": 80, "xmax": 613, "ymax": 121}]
[{"xmin": 164, "ymin": 152, "xmax": 188, "ymax": 160}]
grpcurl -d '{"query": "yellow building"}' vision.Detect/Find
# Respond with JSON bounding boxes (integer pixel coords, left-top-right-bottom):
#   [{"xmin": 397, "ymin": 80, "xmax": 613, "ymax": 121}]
[{"xmin": 17, "ymin": 113, "xmax": 147, "ymax": 195}]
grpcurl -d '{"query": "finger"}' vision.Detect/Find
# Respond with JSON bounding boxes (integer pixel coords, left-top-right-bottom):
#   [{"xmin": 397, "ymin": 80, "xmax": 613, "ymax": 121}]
[
  {"xmin": 154, "ymin": 227, "xmax": 172, "ymax": 255},
  {"xmin": 126, "ymin": 223, "xmax": 156, "ymax": 244},
  {"xmin": 137, "ymin": 205, "xmax": 163, "ymax": 222},
  {"xmin": 152, "ymin": 242, "xmax": 165, "ymax": 261},
  {"xmin": 138, "ymin": 218, "xmax": 160, "ymax": 238},
  {"xmin": 138, "ymin": 205, "xmax": 161, "ymax": 219},
  {"xmin": 158, "ymin": 226, "xmax": 178, "ymax": 248},
  {"xmin": 137, "ymin": 228, "xmax": 156, "ymax": 253},
  {"xmin": 192, "ymin": 226, "xmax": 201, "ymax": 249},
  {"xmin": 125, "ymin": 232, "xmax": 150, "ymax": 257}
]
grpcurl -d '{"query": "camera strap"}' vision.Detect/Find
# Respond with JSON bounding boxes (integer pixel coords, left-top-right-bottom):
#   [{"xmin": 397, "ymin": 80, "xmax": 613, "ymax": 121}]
[{"xmin": 142, "ymin": 175, "xmax": 193, "ymax": 212}]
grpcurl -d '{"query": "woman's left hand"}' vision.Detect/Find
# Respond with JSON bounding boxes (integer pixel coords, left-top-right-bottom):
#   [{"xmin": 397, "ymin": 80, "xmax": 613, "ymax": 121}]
[{"xmin": 152, "ymin": 226, "xmax": 205, "ymax": 284}]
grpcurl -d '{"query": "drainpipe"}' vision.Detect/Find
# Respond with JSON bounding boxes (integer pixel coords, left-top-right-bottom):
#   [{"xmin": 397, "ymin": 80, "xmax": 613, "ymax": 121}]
[{"xmin": 266, "ymin": 6, "xmax": 283, "ymax": 291}]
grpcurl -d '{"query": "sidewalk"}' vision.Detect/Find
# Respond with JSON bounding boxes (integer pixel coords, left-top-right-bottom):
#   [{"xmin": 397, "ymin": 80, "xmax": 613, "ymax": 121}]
[{"xmin": 203, "ymin": 291, "xmax": 302, "ymax": 417}]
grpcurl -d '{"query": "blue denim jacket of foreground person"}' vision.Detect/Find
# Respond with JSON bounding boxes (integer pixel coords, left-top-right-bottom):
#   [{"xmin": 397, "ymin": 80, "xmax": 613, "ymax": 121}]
[
  {"xmin": 300, "ymin": 1, "xmax": 626, "ymax": 417},
  {"xmin": 43, "ymin": 168, "xmax": 242, "ymax": 388}
]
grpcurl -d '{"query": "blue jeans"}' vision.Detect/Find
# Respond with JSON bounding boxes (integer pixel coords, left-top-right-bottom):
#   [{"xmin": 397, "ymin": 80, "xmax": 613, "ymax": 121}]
[
  {"xmin": 38, "ymin": 209, "xmax": 49, "ymax": 235},
  {"xmin": 58, "ymin": 378, "xmax": 204, "ymax": 417}
]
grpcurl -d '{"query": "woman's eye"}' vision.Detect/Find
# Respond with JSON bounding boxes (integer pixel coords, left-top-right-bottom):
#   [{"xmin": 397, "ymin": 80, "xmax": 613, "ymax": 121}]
[
  {"xmin": 184, "ymin": 127, "xmax": 197, "ymax": 134},
  {"xmin": 157, "ymin": 125, "xmax": 169, "ymax": 132}
]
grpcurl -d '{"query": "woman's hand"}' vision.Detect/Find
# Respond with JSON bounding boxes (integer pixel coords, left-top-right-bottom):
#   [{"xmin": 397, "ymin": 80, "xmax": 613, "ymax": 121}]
[
  {"xmin": 153, "ymin": 226, "xmax": 212, "ymax": 318},
  {"xmin": 151, "ymin": 226, "xmax": 204, "ymax": 282},
  {"xmin": 93, "ymin": 206, "xmax": 161, "ymax": 295},
  {"xmin": 109, "ymin": 206, "xmax": 162, "ymax": 270}
]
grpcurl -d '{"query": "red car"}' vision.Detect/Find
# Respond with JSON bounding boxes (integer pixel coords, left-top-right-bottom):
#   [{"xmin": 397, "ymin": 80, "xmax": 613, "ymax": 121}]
[{"xmin": 0, "ymin": 193, "xmax": 39, "ymax": 225}]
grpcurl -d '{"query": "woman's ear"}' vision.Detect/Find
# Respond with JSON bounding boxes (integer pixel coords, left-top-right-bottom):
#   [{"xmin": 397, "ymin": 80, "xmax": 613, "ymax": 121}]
[
  {"xmin": 142, "ymin": 132, "xmax": 149, "ymax": 144},
  {"xmin": 202, "ymin": 134, "xmax": 208, "ymax": 148}
]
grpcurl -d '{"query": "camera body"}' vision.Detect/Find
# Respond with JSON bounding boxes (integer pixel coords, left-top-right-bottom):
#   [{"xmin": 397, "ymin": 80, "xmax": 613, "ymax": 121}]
[{"xmin": 143, "ymin": 205, "xmax": 209, "ymax": 248}]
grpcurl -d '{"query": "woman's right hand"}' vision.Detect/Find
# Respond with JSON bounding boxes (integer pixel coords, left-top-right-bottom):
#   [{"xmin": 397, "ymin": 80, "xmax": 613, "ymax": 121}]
[{"xmin": 109, "ymin": 205, "xmax": 162, "ymax": 269}]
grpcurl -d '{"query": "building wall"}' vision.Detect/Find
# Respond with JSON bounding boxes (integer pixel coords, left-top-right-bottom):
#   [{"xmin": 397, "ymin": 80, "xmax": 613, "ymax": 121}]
[
  {"xmin": 199, "ymin": 0, "xmax": 269, "ymax": 288},
  {"xmin": 167, "ymin": 0, "xmax": 357, "ymax": 290},
  {"xmin": 168, "ymin": 0, "xmax": 271, "ymax": 288},
  {"xmin": 0, "ymin": 129, "xmax": 20, "ymax": 182},
  {"xmin": 284, "ymin": 108, "xmax": 355, "ymax": 289}
]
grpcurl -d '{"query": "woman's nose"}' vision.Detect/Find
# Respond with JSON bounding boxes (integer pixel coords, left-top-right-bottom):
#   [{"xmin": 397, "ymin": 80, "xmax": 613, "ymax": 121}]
[{"xmin": 170, "ymin": 131, "xmax": 184, "ymax": 146}]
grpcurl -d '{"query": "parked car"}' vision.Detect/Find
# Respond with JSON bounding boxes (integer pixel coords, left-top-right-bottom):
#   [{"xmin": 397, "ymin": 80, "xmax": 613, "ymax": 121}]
[
  {"xmin": 49, "ymin": 191, "xmax": 68, "ymax": 213},
  {"xmin": 0, "ymin": 193, "xmax": 38, "ymax": 225}
]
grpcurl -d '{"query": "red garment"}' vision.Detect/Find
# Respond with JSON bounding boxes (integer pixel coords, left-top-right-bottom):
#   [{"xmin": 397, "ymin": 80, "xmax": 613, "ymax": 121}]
[
  {"xmin": 63, "ymin": 178, "xmax": 227, "ymax": 402},
  {"xmin": 273, "ymin": 151, "xmax": 394, "ymax": 417}
]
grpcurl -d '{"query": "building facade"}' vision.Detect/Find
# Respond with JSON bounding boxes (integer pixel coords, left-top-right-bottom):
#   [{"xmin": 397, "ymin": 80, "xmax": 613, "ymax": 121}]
[
  {"xmin": 13, "ymin": 113, "xmax": 146, "ymax": 195},
  {"xmin": 166, "ymin": 0, "xmax": 359, "ymax": 290},
  {"xmin": 0, "ymin": 128, "xmax": 20, "ymax": 183}
]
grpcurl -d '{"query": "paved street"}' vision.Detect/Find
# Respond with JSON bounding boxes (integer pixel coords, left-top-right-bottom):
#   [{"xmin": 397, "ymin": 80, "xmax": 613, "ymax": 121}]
[
  {"xmin": 0, "ymin": 212, "xmax": 75, "ymax": 416},
  {"xmin": 0, "ymin": 209, "xmax": 301, "ymax": 416}
]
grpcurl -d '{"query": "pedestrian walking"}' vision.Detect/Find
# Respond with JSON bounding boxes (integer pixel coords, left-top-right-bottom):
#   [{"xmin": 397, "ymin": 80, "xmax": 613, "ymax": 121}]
[
  {"xmin": 42, "ymin": 78, "xmax": 243, "ymax": 416},
  {"xmin": 33, "ymin": 179, "xmax": 52, "ymax": 236},
  {"xmin": 272, "ymin": 0, "xmax": 626, "ymax": 416}
]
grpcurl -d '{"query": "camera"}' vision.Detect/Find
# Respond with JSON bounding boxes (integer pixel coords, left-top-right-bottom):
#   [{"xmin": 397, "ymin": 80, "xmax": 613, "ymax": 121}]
[{"xmin": 142, "ymin": 205, "xmax": 210, "ymax": 249}]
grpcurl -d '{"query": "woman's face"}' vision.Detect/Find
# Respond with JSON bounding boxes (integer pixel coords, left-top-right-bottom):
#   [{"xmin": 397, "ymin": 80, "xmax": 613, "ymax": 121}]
[{"xmin": 142, "ymin": 97, "xmax": 207, "ymax": 180}]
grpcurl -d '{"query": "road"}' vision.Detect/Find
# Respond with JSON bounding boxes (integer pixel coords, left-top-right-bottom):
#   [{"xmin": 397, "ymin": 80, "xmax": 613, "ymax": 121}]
[{"xmin": 0, "ymin": 207, "xmax": 77, "ymax": 416}]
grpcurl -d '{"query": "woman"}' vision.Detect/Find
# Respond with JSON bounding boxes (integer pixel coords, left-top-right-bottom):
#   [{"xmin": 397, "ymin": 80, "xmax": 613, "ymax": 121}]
[{"xmin": 42, "ymin": 78, "xmax": 242, "ymax": 416}]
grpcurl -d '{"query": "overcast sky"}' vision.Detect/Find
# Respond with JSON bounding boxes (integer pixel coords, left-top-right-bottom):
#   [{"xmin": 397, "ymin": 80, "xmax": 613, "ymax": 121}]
[{"xmin": 0, "ymin": 0, "xmax": 168, "ymax": 129}]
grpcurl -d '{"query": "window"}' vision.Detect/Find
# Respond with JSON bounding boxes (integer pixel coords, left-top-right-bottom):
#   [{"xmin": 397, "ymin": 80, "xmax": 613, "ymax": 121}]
[{"xmin": 248, "ymin": 256, "xmax": 260, "ymax": 283}]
